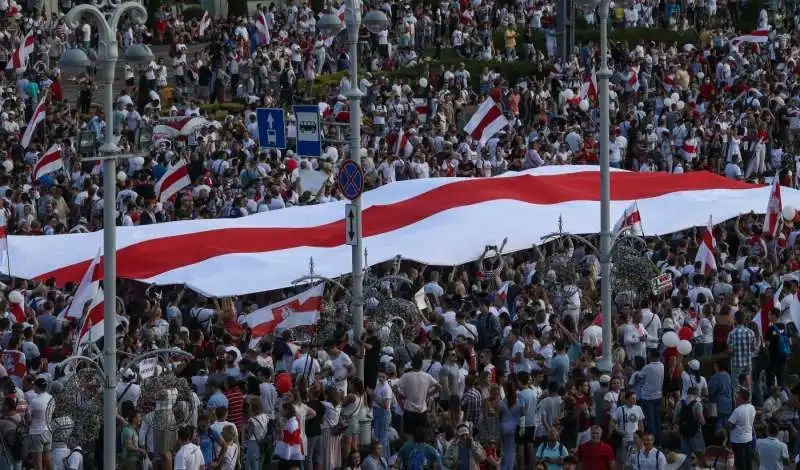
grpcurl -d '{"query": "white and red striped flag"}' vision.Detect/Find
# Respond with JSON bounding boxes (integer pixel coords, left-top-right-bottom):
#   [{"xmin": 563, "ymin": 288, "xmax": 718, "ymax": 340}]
[
  {"xmin": 695, "ymin": 215, "xmax": 718, "ymax": 274},
  {"xmin": 62, "ymin": 247, "xmax": 101, "ymax": 321},
  {"xmin": 74, "ymin": 287, "xmax": 105, "ymax": 355},
  {"xmin": 579, "ymin": 69, "xmax": 598, "ymax": 102},
  {"xmin": 395, "ymin": 128, "xmax": 413, "ymax": 157},
  {"xmin": 7, "ymin": 290, "xmax": 25, "ymax": 323},
  {"xmin": 464, "ymin": 97, "xmax": 509, "ymax": 144},
  {"xmin": 613, "ymin": 201, "xmax": 644, "ymax": 237},
  {"xmin": 731, "ymin": 29, "xmax": 770, "ymax": 46},
  {"xmin": 764, "ymin": 177, "xmax": 783, "ymax": 237},
  {"xmin": 154, "ymin": 159, "xmax": 191, "ymax": 202},
  {"xmin": 239, "ymin": 284, "xmax": 324, "ymax": 344},
  {"xmin": 256, "ymin": 12, "xmax": 271, "ymax": 44},
  {"xmin": 199, "ymin": 11, "xmax": 211, "ymax": 37},
  {"xmin": 682, "ymin": 137, "xmax": 699, "ymax": 161},
  {"xmin": 625, "ymin": 66, "xmax": 640, "ymax": 92},
  {"xmin": 414, "ymin": 98, "xmax": 429, "ymax": 123},
  {"xmin": 21, "ymin": 94, "xmax": 47, "ymax": 149},
  {"xmin": 5, "ymin": 29, "xmax": 34, "ymax": 73},
  {"xmin": 32, "ymin": 144, "xmax": 63, "ymax": 181}
]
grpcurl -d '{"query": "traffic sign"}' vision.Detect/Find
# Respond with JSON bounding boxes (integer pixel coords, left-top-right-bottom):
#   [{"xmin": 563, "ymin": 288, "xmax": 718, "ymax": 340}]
[
  {"xmin": 345, "ymin": 203, "xmax": 358, "ymax": 246},
  {"xmin": 293, "ymin": 105, "xmax": 322, "ymax": 157},
  {"xmin": 256, "ymin": 108, "xmax": 286, "ymax": 149},
  {"xmin": 337, "ymin": 159, "xmax": 364, "ymax": 200}
]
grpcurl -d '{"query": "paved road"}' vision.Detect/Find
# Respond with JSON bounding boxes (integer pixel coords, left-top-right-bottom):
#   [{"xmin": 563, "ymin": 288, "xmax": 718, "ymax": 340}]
[{"xmin": 60, "ymin": 42, "xmax": 207, "ymax": 106}]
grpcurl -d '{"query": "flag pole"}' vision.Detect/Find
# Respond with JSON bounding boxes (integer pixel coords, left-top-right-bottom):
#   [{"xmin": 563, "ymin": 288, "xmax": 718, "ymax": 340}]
[{"xmin": 636, "ymin": 201, "xmax": 647, "ymax": 238}]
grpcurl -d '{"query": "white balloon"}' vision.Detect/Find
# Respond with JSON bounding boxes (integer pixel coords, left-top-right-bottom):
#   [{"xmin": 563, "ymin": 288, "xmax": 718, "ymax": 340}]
[
  {"xmin": 677, "ymin": 100, "xmax": 685, "ymax": 111},
  {"xmin": 563, "ymin": 89, "xmax": 575, "ymax": 100},
  {"xmin": 783, "ymin": 206, "xmax": 796, "ymax": 220},
  {"xmin": 662, "ymin": 331, "xmax": 680, "ymax": 348},
  {"xmin": 671, "ymin": 92, "xmax": 680, "ymax": 102},
  {"xmin": 579, "ymin": 99, "xmax": 590, "ymax": 112},
  {"xmin": 8, "ymin": 290, "xmax": 23, "ymax": 304},
  {"xmin": 1, "ymin": 160, "xmax": 12, "ymax": 173},
  {"xmin": 677, "ymin": 339, "xmax": 693, "ymax": 355},
  {"xmin": 117, "ymin": 171, "xmax": 127, "ymax": 183},
  {"xmin": 696, "ymin": 72, "xmax": 705, "ymax": 80},
  {"xmin": 419, "ymin": 78, "xmax": 428, "ymax": 88},
  {"xmin": 663, "ymin": 98, "xmax": 672, "ymax": 108}
]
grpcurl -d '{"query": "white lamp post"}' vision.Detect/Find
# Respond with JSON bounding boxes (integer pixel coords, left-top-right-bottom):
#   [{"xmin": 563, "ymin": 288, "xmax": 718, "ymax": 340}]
[
  {"xmin": 317, "ymin": 4, "xmax": 389, "ymax": 380},
  {"xmin": 60, "ymin": 3, "xmax": 152, "ymax": 469}
]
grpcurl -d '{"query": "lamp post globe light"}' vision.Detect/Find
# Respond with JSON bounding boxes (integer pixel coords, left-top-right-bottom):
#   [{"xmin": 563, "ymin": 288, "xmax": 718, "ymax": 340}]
[
  {"xmin": 59, "ymin": 2, "xmax": 150, "ymax": 470},
  {"xmin": 318, "ymin": 2, "xmax": 388, "ymax": 380}
]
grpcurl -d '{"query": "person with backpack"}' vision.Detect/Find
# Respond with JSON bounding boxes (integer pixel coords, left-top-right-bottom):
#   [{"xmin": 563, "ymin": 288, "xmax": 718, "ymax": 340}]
[
  {"xmin": 396, "ymin": 427, "xmax": 441, "ymax": 470},
  {"xmin": 0, "ymin": 389, "xmax": 25, "ymax": 470},
  {"xmin": 533, "ymin": 427, "xmax": 569, "ymax": 470},
  {"xmin": 631, "ymin": 432, "xmax": 667, "ymax": 470},
  {"xmin": 243, "ymin": 398, "xmax": 269, "ymax": 470},
  {"xmin": 765, "ymin": 307, "xmax": 790, "ymax": 388},
  {"xmin": 674, "ymin": 386, "xmax": 706, "ymax": 465}
]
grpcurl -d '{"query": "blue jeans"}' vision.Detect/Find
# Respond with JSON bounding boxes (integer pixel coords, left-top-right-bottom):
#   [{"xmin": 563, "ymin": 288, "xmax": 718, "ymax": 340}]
[
  {"xmin": 372, "ymin": 405, "xmax": 391, "ymax": 459},
  {"xmin": 500, "ymin": 432, "xmax": 516, "ymax": 470},
  {"xmin": 244, "ymin": 440, "xmax": 261, "ymax": 470},
  {"xmin": 640, "ymin": 398, "xmax": 662, "ymax": 445}
]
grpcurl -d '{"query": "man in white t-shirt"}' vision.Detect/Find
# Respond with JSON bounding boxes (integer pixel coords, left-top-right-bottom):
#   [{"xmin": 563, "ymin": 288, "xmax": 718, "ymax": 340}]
[
  {"xmin": 509, "ymin": 329, "xmax": 530, "ymax": 375},
  {"xmin": 326, "ymin": 344, "xmax": 355, "ymax": 395},
  {"xmin": 174, "ymin": 425, "xmax": 204, "ymax": 470},
  {"xmin": 727, "ymin": 389, "xmax": 756, "ymax": 465},
  {"xmin": 28, "ymin": 378, "xmax": 55, "ymax": 465},
  {"xmin": 611, "ymin": 390, "xmax": 645, "ymax": 447},
  {"xmin": 397, "ymin": 355, "xmax": 440, "ymax": 435}
]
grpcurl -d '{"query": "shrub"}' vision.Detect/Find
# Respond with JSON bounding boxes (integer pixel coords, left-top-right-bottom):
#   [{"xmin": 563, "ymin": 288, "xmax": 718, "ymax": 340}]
[
  {"xmin": 199, "ymin": 103, "xmax": 247, "ymax": 114},
  {"xmin": 181, "ymin": 5, "xmax": 204, "ymax": 22}
]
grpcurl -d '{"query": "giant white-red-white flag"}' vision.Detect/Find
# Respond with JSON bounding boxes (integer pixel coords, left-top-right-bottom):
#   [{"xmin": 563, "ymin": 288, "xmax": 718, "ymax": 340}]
[
  {"xmin": 464, "ymin": 97, "xmax": 509, "ymax": 144},
  {"xmin": 764, "ymin": 177, "xmax": 783, "ymax": 237},
  {"xmin": 62, "ymin": 248, "xmax": 101, "ymax": 321},
  {"xmin": 239, "ymin": 284, "xmax": 324, "ymax": 341},
  {"xmin": 695, "ymin": 215, "xmax": 718, "ymax": 274},
  {"xmin": 199, "ymin": 11, "xmax": 211, "ymax": 37},
  {"xmin": 613, "ymin": 201, "xmax": 643, "ymax": 237},
  {"xmin": 75, "ymin": 287, "xmax": 104, "ymax": 355},
  {"xmin": 32, "ymin": 144, "xmax": 63, "ymax": 181},
  {"xmin": 154, "ymin": 159, "xmax": 191, "ymax": 202},
  {"xmin": 21, "ymin": 95, "xmax": 46, "ymax": 149},
  {"xmin": 5, "ymin": 29, "xmax": 34, "ymax": 73}
]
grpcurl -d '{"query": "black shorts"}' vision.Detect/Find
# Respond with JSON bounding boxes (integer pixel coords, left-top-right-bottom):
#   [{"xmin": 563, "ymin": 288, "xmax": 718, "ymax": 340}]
[
  {"xmin": 126, "ymin": 77, "xmax": 135, "ymax": 86},
  {"xmin": 403, "ymin": 410, "xmax": 427, "ymax": 434},
  {"xmin": 515, "ymin": 426, "xmax": 535, "ymax": 445}
]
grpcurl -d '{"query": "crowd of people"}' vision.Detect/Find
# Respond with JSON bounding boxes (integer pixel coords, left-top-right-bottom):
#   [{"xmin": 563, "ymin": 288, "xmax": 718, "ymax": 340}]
[{"xmin": 0, "ymin": 0, "xmax": 800, "ymax": 469}]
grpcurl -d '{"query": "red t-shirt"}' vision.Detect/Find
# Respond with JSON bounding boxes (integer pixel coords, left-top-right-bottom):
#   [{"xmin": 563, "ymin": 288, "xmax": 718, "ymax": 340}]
[{"xmin": 577, "ymin": 440, "xmax": 615, "ymax": 470}]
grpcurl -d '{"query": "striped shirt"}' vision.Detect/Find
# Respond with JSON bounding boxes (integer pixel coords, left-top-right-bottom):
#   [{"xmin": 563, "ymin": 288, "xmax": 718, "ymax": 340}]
[{"xmin": 223, "ymin": 388, "xmax": 245, "ymax": 429}]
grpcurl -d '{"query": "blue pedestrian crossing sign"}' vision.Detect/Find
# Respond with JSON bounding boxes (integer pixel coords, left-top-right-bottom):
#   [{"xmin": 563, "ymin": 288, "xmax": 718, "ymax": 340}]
[{"xmin": 256, "ymin": 108, "xmax": 286, "ymax": 149}]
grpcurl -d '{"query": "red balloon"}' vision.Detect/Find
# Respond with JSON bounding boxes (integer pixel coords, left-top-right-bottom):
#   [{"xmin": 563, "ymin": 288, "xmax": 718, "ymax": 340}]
[
  {"xmin": 276, "ymin": 372, "xmax": 293, "ymax": 394},
  {"xmin": 678, "ymin": 326, "xmax": 694, "ymax": 341}
]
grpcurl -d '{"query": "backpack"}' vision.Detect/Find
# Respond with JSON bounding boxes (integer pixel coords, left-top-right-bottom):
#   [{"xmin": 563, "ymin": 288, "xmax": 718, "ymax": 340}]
[
  {"xmin": 775, "ymin": 325, "xmax": 791, "ymax": 357},
  {"xmin": 405, "ymin": 445, "xmax": 426, "ymax": 470},
  {"xmin": 0, "ymin": 416, "xmax": 27, "ymax": 461},
  {"xmin": 678, "ymin": 400, "xmax": 698, "ymax": 437}
]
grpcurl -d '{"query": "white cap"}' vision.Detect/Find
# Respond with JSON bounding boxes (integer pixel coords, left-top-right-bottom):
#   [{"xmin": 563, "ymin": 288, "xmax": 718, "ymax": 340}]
[
  {"xmin": 688, "ymin": 359, "xmax": 700, "ymax": 371},
  {"xmin": 599, "ymin": 375, "xmax": 611, "ymax": 384}
]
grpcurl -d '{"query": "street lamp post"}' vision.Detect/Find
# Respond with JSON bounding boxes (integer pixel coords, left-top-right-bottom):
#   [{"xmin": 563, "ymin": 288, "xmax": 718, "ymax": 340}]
[
  {"xmin": 596, "ymin": 0, "xmax": 613, "ymax": 374},
  {"xmin": 60, "ymin": 3, "xmax": 152, "ymax": 469},
  {"xmin": 319, "ymin": 3, "xmax": 388, "ymax": 380}
]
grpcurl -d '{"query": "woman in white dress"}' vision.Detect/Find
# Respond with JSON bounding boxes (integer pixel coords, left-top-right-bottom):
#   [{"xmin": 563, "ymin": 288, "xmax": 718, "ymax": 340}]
[{"xmin": 320, "ymin": 387, "xmax": 343, "ymax": 469}]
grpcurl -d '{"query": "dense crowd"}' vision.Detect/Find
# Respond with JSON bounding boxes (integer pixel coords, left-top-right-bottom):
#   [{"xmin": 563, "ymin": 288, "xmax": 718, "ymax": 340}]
[{"xmin": 1, "ymin": 0, "xmax": 800, "ymax": 470}]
